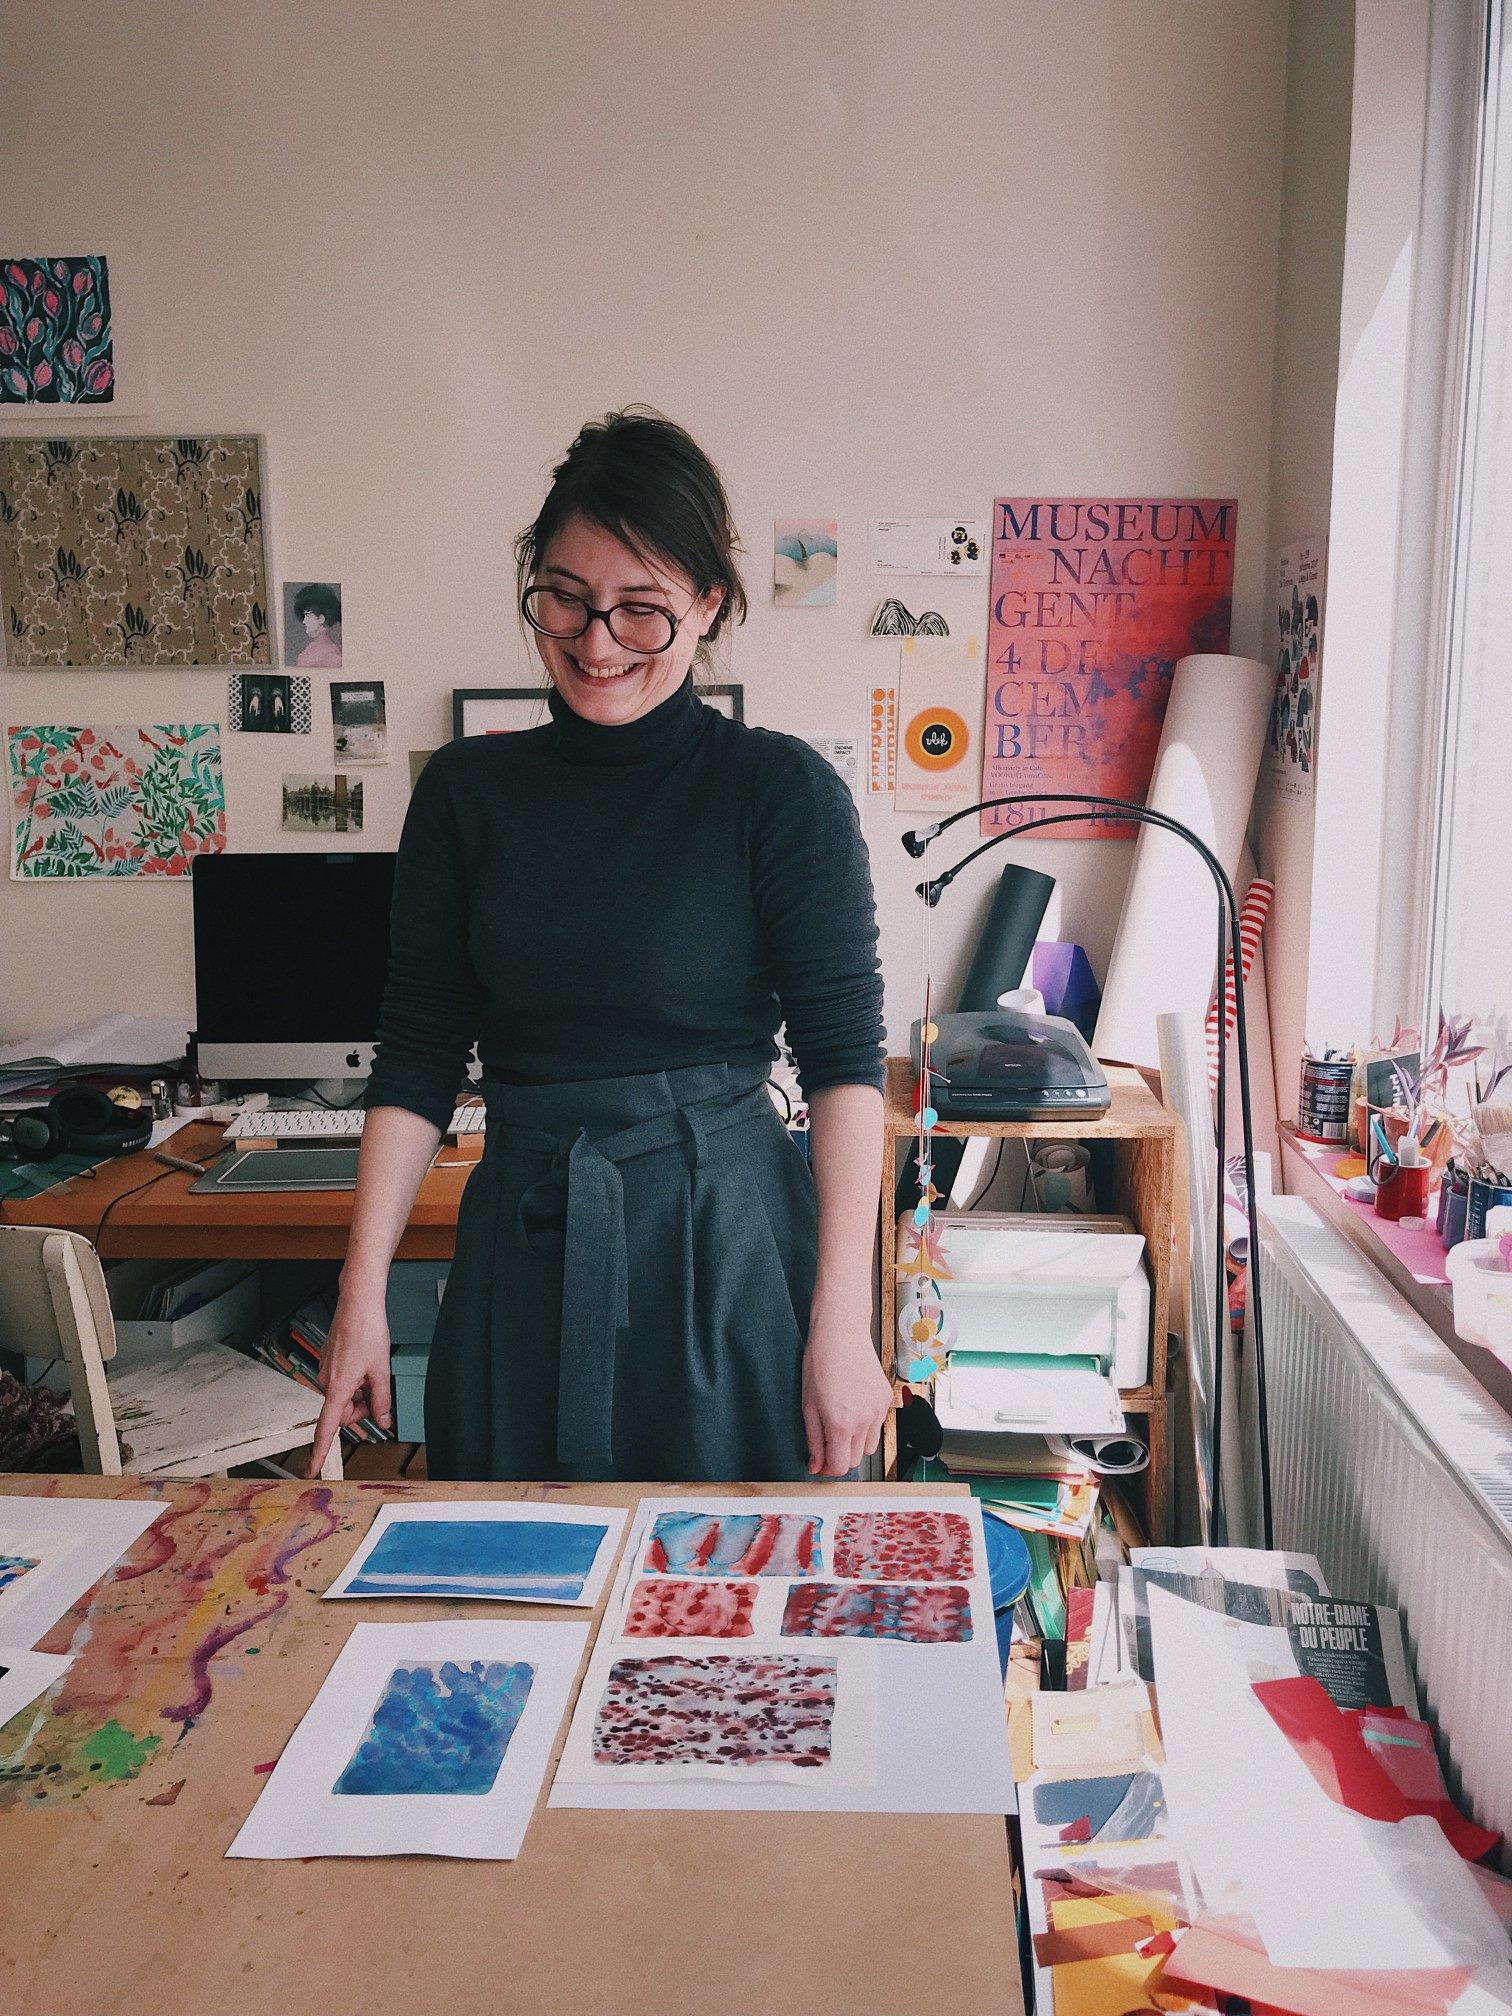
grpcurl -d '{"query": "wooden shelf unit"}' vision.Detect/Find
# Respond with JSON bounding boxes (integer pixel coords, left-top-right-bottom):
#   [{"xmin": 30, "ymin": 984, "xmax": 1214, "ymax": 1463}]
[{"xmin": 879, "ymin": 1055, "xmax": 1176, "ymax": 1539}]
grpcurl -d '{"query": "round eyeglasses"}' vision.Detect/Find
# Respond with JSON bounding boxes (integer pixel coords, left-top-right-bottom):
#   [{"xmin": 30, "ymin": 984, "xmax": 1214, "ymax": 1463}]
[{"xmin": 521, "ymin": 585, "xmax": 680, "ymax": 656}]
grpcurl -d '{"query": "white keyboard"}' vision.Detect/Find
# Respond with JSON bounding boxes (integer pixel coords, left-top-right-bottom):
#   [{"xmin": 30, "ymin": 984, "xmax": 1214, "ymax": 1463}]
[{"xmin": 223, "ymin": 1104, "xmax": 485, "ymax": 1142}]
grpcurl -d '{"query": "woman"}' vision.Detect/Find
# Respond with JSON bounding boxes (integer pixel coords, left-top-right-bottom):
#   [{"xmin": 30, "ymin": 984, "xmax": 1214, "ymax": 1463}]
[
  {"xmin": 292, "ymin": 582, "xmax": 342, "ymax": 668},
  {"xmin": 310, "ymin": 409, "xmax": 892, "ymax": 1483}
]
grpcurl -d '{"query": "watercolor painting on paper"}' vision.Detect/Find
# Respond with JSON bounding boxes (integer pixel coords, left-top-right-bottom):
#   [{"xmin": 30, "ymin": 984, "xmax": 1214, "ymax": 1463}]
[
  {"xmin": 7, "ymin": 724, "xmax": 226, "ymax": 879},
  {"xmin": 645, "ymin": 1510, "xmax": 821, "ymax": 1578},
  {"xmin": 781, "ymin": 1582, "xmax": 973, "ymax": 1644},
  {"xmin": 831, "ymin": 1510, "xmax": 973, "ymax": 1583},
  {"xmin": 334, "ymin": 1659, "xmax": 534, "ymax": 1797},
  {"xmin": 592, "ymin": 1654, "xmax": 838, "ymax": 1770},
  {"xmin": 343, "ymin": 1519, "xmax": 609, "ymax": 1604},
  {"xmin": 623, "ymin": 1580, "xmax": 756, "ymax": 1638},
  {"xmin": 773, "ymin": 520, "xmax": 837, "ymax": 607},
  {"xmin": 0, "ymin": 256, "xmax": 113, "ymax": 404},
  {"xmin": 0, "ymin": 1554, "xmax": 40, "ymax": 1596}
]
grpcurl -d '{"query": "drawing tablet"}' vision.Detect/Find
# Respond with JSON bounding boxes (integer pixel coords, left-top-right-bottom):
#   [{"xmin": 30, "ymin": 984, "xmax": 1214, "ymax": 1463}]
[{"xmin": 191, "ymin": 1147, "xmax": 361, "ymax": 1192}]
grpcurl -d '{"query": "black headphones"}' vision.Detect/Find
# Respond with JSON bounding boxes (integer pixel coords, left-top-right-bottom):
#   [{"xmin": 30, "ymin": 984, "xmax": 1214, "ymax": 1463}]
[{"xmin": 0, "ymin": 1087, "xmax": 153, "ymax": 1164}]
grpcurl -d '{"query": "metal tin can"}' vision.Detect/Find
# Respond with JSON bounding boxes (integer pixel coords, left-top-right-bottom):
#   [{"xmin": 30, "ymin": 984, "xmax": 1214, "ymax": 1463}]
[{"xmin": 1296, "ymin": 1056, "xmax": 1354, "ymax": 1144}]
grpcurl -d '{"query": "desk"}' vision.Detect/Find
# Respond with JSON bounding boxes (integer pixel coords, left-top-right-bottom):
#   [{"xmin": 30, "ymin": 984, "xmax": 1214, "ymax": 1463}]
[
  {"xmin": 0, "ymin": 1123, "xmax": 481, "ymax": 1260},
  {"xmin": 0, "ymin": 1475, "xmax": 1022, "ymax": 2016}
]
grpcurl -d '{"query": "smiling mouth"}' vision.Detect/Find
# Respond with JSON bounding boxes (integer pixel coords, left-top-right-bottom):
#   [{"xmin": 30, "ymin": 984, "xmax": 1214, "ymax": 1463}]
[{"xmin": 568, "ymin": 653, "xmax": 645, "ymax": 683}]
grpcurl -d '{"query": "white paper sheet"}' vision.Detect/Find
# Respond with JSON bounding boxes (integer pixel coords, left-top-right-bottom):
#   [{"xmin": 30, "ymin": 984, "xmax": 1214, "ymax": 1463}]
[
  {"xmin": 1147, "ymin": 1585, "xmax": 1505, "ymax": 1971},
  {"xmin": 0, "ymin": 1644, "xmax": 73, "ymax": 1727},
  {"xmin": 550, "ymin": 1493, "xmax": 1016, "ymax": 1816},
  {"xmin": 0, "ymin": 1496, "xmax": 163, "ymax": 1648},
  {"xmin": 870, "ymin": 518, "xmax": 987, "ymax": 577},
  {"xmin": 322, "ymin": 1499, "xmax": 626, "ymax": 1609},
  {"xmin": 227, "ymin": 1620, "xmax": 588, "ymax": 1861}
]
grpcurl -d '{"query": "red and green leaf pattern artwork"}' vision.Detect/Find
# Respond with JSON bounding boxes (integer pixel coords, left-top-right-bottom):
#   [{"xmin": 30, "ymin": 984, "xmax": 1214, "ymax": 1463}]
[
  {"xmin": 7, "ymin": 724, "xmax": 226, "ymax": 878},
  {"xmin": 0, "ymin": 257, "xmax": 113, "ymax": 405}
]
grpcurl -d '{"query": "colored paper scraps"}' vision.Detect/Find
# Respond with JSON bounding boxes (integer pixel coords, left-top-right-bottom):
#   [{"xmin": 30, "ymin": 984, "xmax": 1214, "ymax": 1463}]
[
  {"xmin": 324, "ymin": 1501, "xmax": 626, "ymax": 1609},
  {"xmin": 623, "ymin": 1580, "xmax": 755, "ymax": 1639},
  {"xmin": 831, "ymin": 1508, "xmax": 973, "ymax": 1583},
  {"xmin": 1255, "ymin": 1677, "xmax": 1500, "ymax": 1865},
  {"xmin": 645, "ymin": 1510, "xmax": 820, "ymax": 1578},
  {"xmin": 1030, "ymin": 1770, "xmax": 1170, "ymax": 1849},
  {"xmin": 780, "ymin": 1581, "xmax": 972, "ymax": 1644},
  {"xmin": 228, "ymin": 1621, "xmax": 587, "ymax": 1860}
]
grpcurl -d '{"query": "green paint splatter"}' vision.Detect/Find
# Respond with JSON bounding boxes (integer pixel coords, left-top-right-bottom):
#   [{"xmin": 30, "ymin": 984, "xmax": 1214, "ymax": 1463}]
[{"xmin": 79, "ymin": 1720, "xmax": 160, "ymax": 1781}]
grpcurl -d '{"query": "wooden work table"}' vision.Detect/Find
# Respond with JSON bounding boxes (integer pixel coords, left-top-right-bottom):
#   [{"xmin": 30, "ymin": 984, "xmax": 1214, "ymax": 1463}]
[
  {"xmin": 0, "ymin": 1121, "xmax": 482, "ymax": 1260},
  {"xmin": 0, "ymin": 1475, "xmax": 1023, "ymax": 2016}
]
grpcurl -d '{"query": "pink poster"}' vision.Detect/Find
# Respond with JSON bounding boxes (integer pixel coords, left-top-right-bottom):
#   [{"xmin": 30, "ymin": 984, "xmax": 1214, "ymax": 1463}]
[{"xmin": 982, "ymin": 497, "xmax": 1237, "ymax": 839}]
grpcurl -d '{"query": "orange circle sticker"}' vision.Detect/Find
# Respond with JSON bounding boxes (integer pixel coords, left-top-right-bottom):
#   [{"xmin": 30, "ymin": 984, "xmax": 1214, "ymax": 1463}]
[{"xmin": 904, "ymin": 707, "xmax": 969, "ymax": 771}]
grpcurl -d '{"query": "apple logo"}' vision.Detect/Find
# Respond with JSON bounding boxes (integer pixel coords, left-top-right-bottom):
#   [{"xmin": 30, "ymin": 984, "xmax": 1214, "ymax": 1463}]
[{"xmin": 346, "ymin": 1049, "xmax": 362, "ymax": 1068}]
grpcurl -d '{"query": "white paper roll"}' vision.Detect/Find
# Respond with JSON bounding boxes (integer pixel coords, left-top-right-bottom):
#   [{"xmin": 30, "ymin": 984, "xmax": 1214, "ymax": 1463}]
[{"xmin": 1094, "ymin": 654, "xmax": 1274, "ymax": 1071}]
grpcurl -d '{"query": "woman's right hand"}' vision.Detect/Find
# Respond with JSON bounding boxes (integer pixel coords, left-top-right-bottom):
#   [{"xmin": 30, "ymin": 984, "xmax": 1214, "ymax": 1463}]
[{"xmin": 308, "ymin": 1292, "xmax": 393, "ymax": 1477}]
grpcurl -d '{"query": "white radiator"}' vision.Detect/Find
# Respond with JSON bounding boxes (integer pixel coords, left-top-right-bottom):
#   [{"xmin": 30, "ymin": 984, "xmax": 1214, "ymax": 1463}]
[{"xmin": 1252, "ymin": 1195, "xmax": 1512, "ymax": 1856}]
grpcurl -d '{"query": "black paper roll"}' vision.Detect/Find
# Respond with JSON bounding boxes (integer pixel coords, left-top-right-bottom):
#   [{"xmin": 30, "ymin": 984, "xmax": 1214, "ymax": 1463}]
[{"xmin": 897, "ymin": 862, "xmax": 1057, "ymax": 1215}]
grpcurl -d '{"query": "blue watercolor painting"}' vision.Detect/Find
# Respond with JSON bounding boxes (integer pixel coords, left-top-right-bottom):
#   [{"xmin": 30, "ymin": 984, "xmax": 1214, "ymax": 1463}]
[
  {"xmin": 346, "ymin": 1518, "xmax": 608, "ymax": 1602},
  {"xmin": 334, "ymin": 1659, "xmax": 534, "ymax": 1796},
  {"xmin": 0, "ymin": 1555, "xmax": 39, "ymax": 1594}
]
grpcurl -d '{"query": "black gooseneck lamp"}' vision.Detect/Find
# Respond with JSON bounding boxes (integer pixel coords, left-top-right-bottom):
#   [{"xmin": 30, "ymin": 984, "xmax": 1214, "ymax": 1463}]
[{"xmin": 902, "ymin": 791, "xmax": 1273, "ymax": 1550}]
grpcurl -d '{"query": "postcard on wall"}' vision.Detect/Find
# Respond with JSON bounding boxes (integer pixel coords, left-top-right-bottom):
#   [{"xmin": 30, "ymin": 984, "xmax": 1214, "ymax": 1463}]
[
  {"xmin": 283, "ymin": 582, "xmax": 342, "ymax": 669},
  {"xmin": 870, "ymin": 518, "xmax": 986, "ymax": 578},
  {"xmin": 1267, "ymin": 536, "xmax": 1324, "ymax": 804},
  {"xmin": 8, "ymin": 724, "xmax": 226, "ymax": 880},
  {"xmin": 894, "ymin": 634, "xmax": 984, "ymax": 814},
  {"xmin": 803, "ymin": 734, "xmax": 861, "ymax": 803},
  {"xmin": 773, "ymin": 520, "xmax": 837, "ymax": 607},
  {"xmin": 324, "ymin": 1501, "xmax": 627, "ymax": 1609},
  {"xmin": 550, "ymin": 1494, "xmax": 1015, "ymax": 1817},
  {"xmin": 281, "ymin": 774, "xmax": 362, "ymax": 834},
  {"xmin": 227, "ymin": 1620, "xmax": 589, "ymax": 1860},
  {"xmin": 0, "ymin": 1496, "xmax": 163, "ymax": 1647},
  {"xmin": 330, "ymin": 681, "xmax": 387, "ymax": 764},
  {"xmin": 982, "ymin": 497, "xmax": 1236, "ymax": 839},
  {"xmin": 0, "ymin": 435, "xmax": 271, "ymax": 668},
  {"xmin": 228, "ymin": 674, "xmax": 309, "ymax": 735}
]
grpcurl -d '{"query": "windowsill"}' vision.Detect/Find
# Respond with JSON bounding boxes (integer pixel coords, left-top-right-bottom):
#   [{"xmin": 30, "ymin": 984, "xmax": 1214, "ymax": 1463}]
[{"xmin": 1279, "ymin": 1125, "xmax": 1512, "ymax": 1422}]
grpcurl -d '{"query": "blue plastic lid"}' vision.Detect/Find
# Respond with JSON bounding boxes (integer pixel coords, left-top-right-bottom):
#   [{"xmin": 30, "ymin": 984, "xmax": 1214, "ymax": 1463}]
[{"xmin": 981, "ymin": 1508, "xmax": 1032, "ymax": 1612}]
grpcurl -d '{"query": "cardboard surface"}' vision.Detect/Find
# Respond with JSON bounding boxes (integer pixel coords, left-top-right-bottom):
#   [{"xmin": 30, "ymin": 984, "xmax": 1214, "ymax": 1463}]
[{"xmin": 0, "ymin": 1475, "xmax": 1022, "ymax": 2016}]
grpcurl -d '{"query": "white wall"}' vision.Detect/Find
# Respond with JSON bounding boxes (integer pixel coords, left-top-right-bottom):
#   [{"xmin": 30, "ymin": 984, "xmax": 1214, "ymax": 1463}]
[{"xmin": 1, "ymin": 0, "xmax": 1288, "ymax": 1053}]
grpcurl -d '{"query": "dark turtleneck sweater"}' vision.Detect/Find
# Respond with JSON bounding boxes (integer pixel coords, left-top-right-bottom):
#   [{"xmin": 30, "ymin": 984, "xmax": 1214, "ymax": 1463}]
[{"xmin": 364, "ymin": 673, "xmax": 886, "ymax": 1129}]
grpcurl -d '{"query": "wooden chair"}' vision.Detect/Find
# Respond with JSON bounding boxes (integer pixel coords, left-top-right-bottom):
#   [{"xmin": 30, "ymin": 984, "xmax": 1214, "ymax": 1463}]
[{"xmin": 0, "ymin": 1225, "xmax": 341, "ymax": 1480}]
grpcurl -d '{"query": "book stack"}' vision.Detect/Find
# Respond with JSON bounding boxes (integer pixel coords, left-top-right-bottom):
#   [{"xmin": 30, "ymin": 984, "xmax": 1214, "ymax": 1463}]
[{"xmin": 253, "ymin": 1288, "xmax": 392, "ymax": 1447}]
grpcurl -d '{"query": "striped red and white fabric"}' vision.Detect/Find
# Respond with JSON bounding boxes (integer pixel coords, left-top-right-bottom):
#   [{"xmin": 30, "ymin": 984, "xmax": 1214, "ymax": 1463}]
[{"xmin": 1206, "ymin": 877, "xmax": 1274, "ymax": 1095}]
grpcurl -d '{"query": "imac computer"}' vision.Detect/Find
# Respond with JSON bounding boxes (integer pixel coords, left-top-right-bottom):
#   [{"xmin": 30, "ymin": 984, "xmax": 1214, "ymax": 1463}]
[{"xmin": 192, "ymin": 852, "xmax": 396, "ymax": 1082}]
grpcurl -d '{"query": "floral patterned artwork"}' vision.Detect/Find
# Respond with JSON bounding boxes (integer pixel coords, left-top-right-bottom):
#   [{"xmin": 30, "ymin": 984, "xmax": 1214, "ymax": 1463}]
[
  {"xmin": 0, "ymin": 435, "xmax": 271, "ymax": 666},
  {"xmin": 7, "ymin": 724, "xmax": 226, "ymax": 878},
  {"xmin": 0, "ymin": 257, "xmax": 114, "ymax": 404}
]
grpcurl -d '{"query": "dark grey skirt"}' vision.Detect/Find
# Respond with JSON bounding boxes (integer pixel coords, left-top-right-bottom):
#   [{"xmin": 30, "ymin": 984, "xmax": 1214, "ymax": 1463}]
[{"xmin": 424, "ymin": 1059, "xmax": 819, "ymax": 1483}]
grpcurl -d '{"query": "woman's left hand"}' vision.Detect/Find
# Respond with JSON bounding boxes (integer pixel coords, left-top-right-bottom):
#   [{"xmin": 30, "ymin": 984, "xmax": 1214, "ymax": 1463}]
[{"xmin": 801, "ymin": 1310, "xmax": 896, "ymax": 1478}]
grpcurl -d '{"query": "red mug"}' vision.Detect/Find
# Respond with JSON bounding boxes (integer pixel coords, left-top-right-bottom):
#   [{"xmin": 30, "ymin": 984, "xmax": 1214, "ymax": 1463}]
[{"xmin": 1375, "ymin": 1162, "xmax": 1431, "ymax": 1223}]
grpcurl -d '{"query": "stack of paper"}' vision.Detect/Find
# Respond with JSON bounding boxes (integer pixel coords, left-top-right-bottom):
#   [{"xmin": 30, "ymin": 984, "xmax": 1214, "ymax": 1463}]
[{"xmin": 0, "ymin": 1015, "xmax": 190, "ymax": 1103}]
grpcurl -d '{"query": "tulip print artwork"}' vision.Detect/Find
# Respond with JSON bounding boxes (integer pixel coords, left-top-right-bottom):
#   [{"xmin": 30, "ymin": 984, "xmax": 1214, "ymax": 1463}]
[
  {"xmin": 6, "ymin": 724, "xmax": 226, "ymax": 879},
  {"xmin": 0, "ymin": 257, "xmax": 114, "ymax": 404}
]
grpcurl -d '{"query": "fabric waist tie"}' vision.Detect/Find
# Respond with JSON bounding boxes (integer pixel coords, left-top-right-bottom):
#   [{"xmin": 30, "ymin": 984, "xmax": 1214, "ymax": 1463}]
[{"xmin": 480, "ymin": 1063, "xmax": 776, "ymax": 1468}]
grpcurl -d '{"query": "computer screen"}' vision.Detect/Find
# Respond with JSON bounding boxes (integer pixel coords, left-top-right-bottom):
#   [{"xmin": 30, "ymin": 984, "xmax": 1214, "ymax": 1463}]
[{"xmin": 191, "ymin": 852, "xmax": 395, "ymax": 1074}]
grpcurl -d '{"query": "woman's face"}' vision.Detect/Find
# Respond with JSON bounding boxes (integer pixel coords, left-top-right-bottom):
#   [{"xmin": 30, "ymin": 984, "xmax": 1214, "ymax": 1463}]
[
  {"xmin": 301, "ymin": 609, "xmax": 326, "ymax": 637},
  {"xmin": 532, "ymin": 513, "xmax": 723, "ymax": 726}
]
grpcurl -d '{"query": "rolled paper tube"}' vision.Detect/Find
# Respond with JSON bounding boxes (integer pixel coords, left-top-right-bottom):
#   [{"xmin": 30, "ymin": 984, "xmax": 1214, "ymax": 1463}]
[
  {"xmin": 1094, "ymin": 653, "xmax": 1274, "ymax": 1070},
  {"xmin": 1029, "ymin": 1141, "xmax": 1091, "ymax": 1213},
  {"xmin": 1066, "ymin": 1434, "xmax": 1149, "ymax": 1476}
]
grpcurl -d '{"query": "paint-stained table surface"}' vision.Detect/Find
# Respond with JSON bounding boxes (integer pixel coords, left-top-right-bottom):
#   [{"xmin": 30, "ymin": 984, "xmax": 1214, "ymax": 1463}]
[{"xmin": 0, "ymin": 1475, "xmax": 1023, "ymax": 2016}]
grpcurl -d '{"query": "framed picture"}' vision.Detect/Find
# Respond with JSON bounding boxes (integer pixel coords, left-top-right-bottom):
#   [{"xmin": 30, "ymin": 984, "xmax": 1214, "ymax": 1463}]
[
  {"xmin": 700, "ymin": 682, "xmax": 744, "ymax": 721},
  {"xmin": 452, "ymin": 687, "xmax": 550, "ymax": 740}
]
